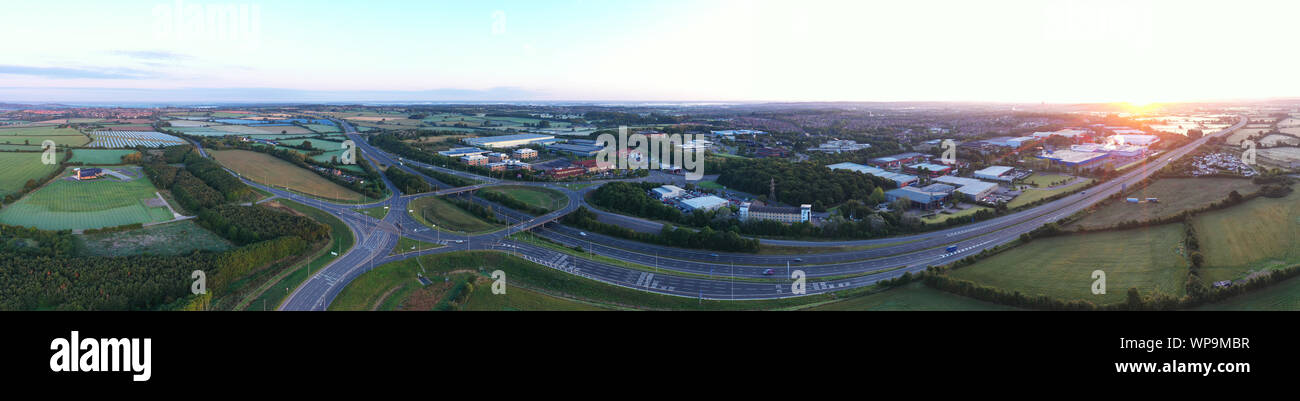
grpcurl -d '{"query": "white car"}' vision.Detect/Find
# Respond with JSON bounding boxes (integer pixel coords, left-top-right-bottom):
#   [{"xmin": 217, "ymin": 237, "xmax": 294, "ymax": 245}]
[{"xmin": 579, "ymin": 232, "xmax": 588, "ymax": 237}]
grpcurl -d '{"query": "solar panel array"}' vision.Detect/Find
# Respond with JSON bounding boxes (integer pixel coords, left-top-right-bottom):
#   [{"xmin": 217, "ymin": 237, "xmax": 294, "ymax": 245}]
[{"xmin": 88, "ymin": 131, "xmax": 187, "ymax": 148}]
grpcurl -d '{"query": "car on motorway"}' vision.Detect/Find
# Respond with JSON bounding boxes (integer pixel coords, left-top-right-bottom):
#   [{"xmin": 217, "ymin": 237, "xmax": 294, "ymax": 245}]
[
  {"xmin": 792, "ymin": 258, "xmax": 803, "ymax": 262},
  {"xmin": 946, "ymin": 245, "xmax": 959, "ymax": 253},
  {"xmin": 579, "ymin": 232, "xmax": 588, "ymax": 237},
  {"xmin": 763, "ymin": 268, "xmax": 776, "ymax": 275}
]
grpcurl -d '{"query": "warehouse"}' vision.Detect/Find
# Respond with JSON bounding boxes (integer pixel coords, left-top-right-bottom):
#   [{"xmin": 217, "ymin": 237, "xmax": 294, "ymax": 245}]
[
  {"xmin": 439, "ymin": 147, "xmax": 487, "ymax": 157},
  {"xmin": 973, "ymin": 166, "xmax": 1015, "ymax": 182},
  {"xmin": 651, "ymin": 185, "xmax": 686, "ymax": 200},
  {"xmin": 681, "ymin": 195, "xmax": 730, "ymax": 212},
  {"xmin": 827, "ymin": 162, "xmax": 919, "ymax": 187},
  {"xmin": 1037, "ymin": 149, "xmax": 1110, "ymax": 170},
  {"xmin": 906, "ymin": 162, "xmax": 952, "ymax": 177},
  {"xmin": 885, "ymin": 185, "xmax": 950, "ymax": 209},
  {"xmin": 933, "ymin": 176, "xmax": 999, "ymax": 201},
  {"xmin": 463, "ymin": 133, "xmax": 556, "ymax": 148}
]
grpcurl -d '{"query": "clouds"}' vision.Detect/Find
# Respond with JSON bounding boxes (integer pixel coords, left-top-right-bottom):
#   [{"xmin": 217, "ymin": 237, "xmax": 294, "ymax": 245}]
[
  {"xmin": 0, "ymin": 65, "xmax": 153, "ymax": 80},
  {"xmin": 111, "ymin": 50, "xmax": 191, "ymax": 62}
]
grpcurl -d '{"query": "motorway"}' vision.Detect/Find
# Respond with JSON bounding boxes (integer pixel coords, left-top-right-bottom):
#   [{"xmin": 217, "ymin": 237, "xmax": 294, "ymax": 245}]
[{"xmin": 177, "ymin": 114, "xmax": 1247, "ymax": 308}]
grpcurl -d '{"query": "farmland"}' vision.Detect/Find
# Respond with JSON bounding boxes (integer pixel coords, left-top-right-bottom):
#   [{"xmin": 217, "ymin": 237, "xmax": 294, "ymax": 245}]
[
  {"xmin": 408, "ymin": 196, "xmax": 502, "ymax": 234},
  {"xmin": 68, "ymin": 149, "xmax": 139, "ymax": 165},
  {"xmin": 210, "ymin": 150, "xmax": 366, "ymax": 202},
  {"xmin": 948, "ymin": 224, "xmax": 1189, "ymax": 305},
  {"xmin": 0, "ymin": 167, "xmax": 175, "ymax": 230},
  {"xmin": 1070, "ymin": 177, "xmax": 1258, "ymax": 230},
  {"xmin": 1192, "ymin": 190, "xmax": 1300, "ymax": 283},
  {"xmin": 0, "ymin": 126, "xmax": 90, "ymax": 147},
  {"xmin": 0, "ymin": 152, "xmax": 62, "ymax": 197}
]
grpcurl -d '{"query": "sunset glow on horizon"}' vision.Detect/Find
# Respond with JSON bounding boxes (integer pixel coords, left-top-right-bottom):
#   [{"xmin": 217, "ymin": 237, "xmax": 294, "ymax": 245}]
[{"xmin": 2, "ymin": 0, "xmax": 1300, "ymax": 103}]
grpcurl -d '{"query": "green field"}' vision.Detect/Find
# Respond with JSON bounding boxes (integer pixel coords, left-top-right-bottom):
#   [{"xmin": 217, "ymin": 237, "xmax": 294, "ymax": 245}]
[
  {"xmin": 79, "ymin": 220, "xmax": 232, "ymax": 257},
  {"xmin": 68, "ymin": 149, "xmax": 139, "ymax": 165},
  {"xmin": 408, "ymin": 196, "xmax": 502, "ymax": 234},
  {"xmin": 1192, "ymin": 190, "xmax": 1300, "ymax": 283},
  {"xmin": 948, "ymin": 224, "xmax": 1189, "ymax": 305},
  {"xmin": 0, "ymin": 168, "xmax": 174, "ymax": 230},
  {"xmin": 1020, "ymin": 173, "xmax": 1073, "ymax": 187},
  {"xmin": 922, "ymin": 206, "xmax": 990, "ymax": 224},
  {"xmin": 355, "ymin": 206, "xmax": 389, "ymax": 219},
  {"xmin": 480, "ymin": 185, "xmax": 569, "ymax": 213},
  {"xmin": 1072, "ymin": 177, "xmax": 1258, "ymax": 231},
  {"xmin": 1007, "ymin": 178, "xmax": 1093, "ymax": 209},
  {"xmin": 0, "ymin": 152, "xmax": 62, "ymax": 197},
  {"xmin": 1195, "ymin": 275, "xmax": 1300, "ymax": 310},
  {"xmin": 808, "ymin": 283, "xmax": 1018, "ymax": 311},
  {"xmin": 0, "ymin": 126, "xmax": 90, "ymax": 147},
  {"xmin": 392, "ymin": 236, "xmax": 443, "ymax": 255},
  {"xmin": 696, "ymin": 180, "xmax": 726, "ymax": 190}
]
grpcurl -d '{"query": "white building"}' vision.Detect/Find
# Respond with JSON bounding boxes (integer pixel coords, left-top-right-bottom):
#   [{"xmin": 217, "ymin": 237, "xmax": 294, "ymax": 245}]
[
  {"xmin": 933, "ymin": 176, "xmax": 999, "ymax": 201},
  {"xmin": 681, "ymin": 195, "xmax": 730, "ymax": 212},
  {"xmin": 651, "ymin": 185, "xmax": 686, "ymax": 200},
  {"xmin": 973, "ymin": 166, "xmax": 1015, "ymax": 182}
]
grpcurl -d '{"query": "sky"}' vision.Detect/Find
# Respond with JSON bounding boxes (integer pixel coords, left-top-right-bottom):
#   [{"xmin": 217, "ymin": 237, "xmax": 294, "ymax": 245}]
[{"xmin": 1, "ymin": 0, "xmax": 1299, "ymax": 104}]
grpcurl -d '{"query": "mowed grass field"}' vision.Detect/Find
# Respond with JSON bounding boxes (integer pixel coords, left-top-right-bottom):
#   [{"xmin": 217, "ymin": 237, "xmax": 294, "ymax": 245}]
[
  {"xmin": 210, "ymin": 149, "xmax": 365, "ymax": 202},
  {"xmin": 0, "ymin": 152, "xmax": 62, "ymax": 197},
  {"xmin": 408, "ymin": 196, "xmax": 502, "ymax": 234},
  {"xmin": 0, "ymin": 168, "xmax": 174, "ymax": 230},
  {"xmin": 808, "ymin": 283, "xmax": 1017, "ymax": 311},
  {"xmin": 68, "ymin": 149, "xmax": 139, "ymax": 165},
  {"xmin": 1192, "ymin": 190, "xmax": 1300, "ymax": 283},
  {"xmin": 1021, "ymin": 173, "xmax": 1073, "ymax": 187},
  {"xmin": 0, "ymin": 126, "xmax": 90, "ymax": 147},
  {"xmin": 1007, "ymin": 178, "xmax": 1093, "ymax": 209},
  {"xmin": 948, "ymin": 224, "xmax": 1189, "ymax": 305},
  {"xmin": 480, "ymin": 185, "xmax": 569, "ymax": 213},
  {"xmin": 1071, "ymin": 178, "xmax": 1258, "ymax": 230}
]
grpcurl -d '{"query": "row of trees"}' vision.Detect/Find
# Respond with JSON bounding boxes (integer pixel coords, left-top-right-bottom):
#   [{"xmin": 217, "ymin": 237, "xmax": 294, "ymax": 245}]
[
  {"xmin": 197, "ymin": 204, "xmax": 329, "ymax": 246},
  {"xmin": 383, "ymin": 167, "xmax": 433, "ymax": 194},
  {"xmin": 562, "ymin": 207, "xmax": 759, "ymax": 253},
  {"xmin": 715, "ymin": 158, "xmax": 892, "ymax": 211}
]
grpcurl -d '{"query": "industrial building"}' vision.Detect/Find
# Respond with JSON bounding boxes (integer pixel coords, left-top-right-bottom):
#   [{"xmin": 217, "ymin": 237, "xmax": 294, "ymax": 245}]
[
  {"xmin": 681, "ymin": 196, "xmax": 730, "ymax": 212},
  {"xmin": 1108, "ymin": 134, "xmax": 1160, "ymax": 146},
  {"xmin": 738, "ymin": 203, "xmax": 812, "ymax": 223},
  {"xmin": 487, "ymin": 152, "xmax": 511, "ymax": 163},
  {"xmin": 933, "ymin": 176, "xmax": 999, "ymax": 201},
  {"xmin": 868, "ymin": 152, "xmax": 926, "ymax": 168},
  {"xmin": 1031, "ymin": 129, "xmax": 1089, "ymax": 140},
  {"xmin": 547, "ymin": 143, "xmax": 604, "ymax": 157},
  {"xmin": 651, "ymin": 185, "xmax": 686, "ymax": 200},
  {"xmin": 463, "ymin": 133, "xmax": 557, "ymax": 148},
  {"xmin": 439, "ymin": 147, "xmax": 488, "ymax": 157},
  {"xmin": 810, "ymin": 140, "xmax": 872, "ymax": 153},
  {"xmin": 982, "ymin": 136, "xmax": 1036, "ymax": 148},
  {"xmin": 885, "ymin": 184, "xmax": 952, "ymax": 209},
  {"xmin": 906, "ymin": 162, "xmax": 952, "ymax": 177},
  {"xmin": 827, "ymin": 162, "xmax": 919, "ymax": 187},
  {"xmin": 973, "ymin": 166, "xmax": 1015, "ymax": 182},
  {"xmin": 1036, "ymin": 149, "xmax": 1110, "ymax": 170}
]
